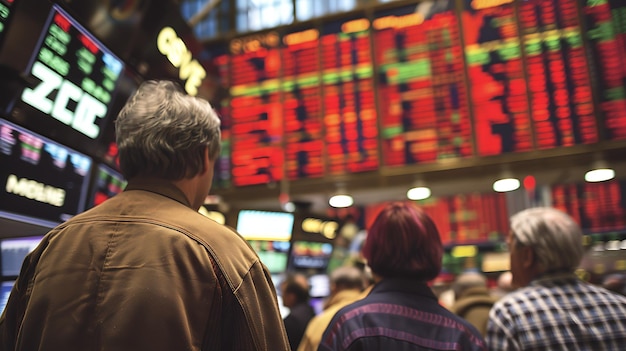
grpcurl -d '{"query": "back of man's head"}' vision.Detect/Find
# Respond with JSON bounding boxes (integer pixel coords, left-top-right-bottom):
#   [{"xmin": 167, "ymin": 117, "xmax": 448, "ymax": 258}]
[
  {"xmin": 510, "ymin": 207, "xmax": 584, "ymax": 274},
  {"xmin": 115, "ymin": 80, "xmax": 221, "ymax": 181},
  {"xmin": 282, "ymin": 273, "xmax": 310, "ymax": 304},
  {"xmin": 330, "ymin": 266, "xmax": 365, "ymax": 293},
  {"xmin": 453, "ymin": 271, "xmax": 487, "ymax": 298}
]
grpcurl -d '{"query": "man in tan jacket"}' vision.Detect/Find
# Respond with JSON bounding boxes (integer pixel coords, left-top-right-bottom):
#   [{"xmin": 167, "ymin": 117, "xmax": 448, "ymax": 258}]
[
  {"xmin": 298, "ymin": 266, "xmax": 368, "ymax": 351},
  {"xmin": 0, "ymin": 80, "xmax": 289, "ymax": 351}
]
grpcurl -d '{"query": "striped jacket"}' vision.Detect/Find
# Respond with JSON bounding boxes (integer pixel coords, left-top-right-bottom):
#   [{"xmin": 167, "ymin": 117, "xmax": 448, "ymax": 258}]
[{"xmin": 319, "ymin": 278, "xmax": 486, "ymax": 351}]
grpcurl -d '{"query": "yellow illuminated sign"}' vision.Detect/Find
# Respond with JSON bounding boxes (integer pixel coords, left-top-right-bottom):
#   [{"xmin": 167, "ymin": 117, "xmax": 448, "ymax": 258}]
[
  {"xmin": 341, "ymin": 19, "xmax": 370, "ymax": 34},
  {"xmin": 283, "ymin": 29, "xmax": 319, "ymax": 46},
  {"xmin": 157, "ymin": 27, "xmax": 206, "ymax": 96},
  {"xmin": 471, "ymin": 0, "xmax": 514, "ymax": 10},
  {"xmin": 373, "ymin": 13, "xmax": 425, "ymax": 30},
  {"xmin": 302, "ymin": 218, "xmax": 338, "ymax": 239},
  {"xmin": 451, "ymin": 245, "xmax": 478, "ymax": 258}
]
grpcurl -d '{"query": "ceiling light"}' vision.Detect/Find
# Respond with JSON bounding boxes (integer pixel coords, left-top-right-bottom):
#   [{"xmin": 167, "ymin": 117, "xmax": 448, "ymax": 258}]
[
  {"xmin": 493, "ymin": 178, "xmax": 520, "ymax": 192},
  {"xmin": 493, "ymin": 168, "xmax": 520, "ymax": 192},
  {"xmin": 329, "ymin": 194, "xmax": 353, "ymax": 208},
  {"xmin": 407, "ymin": 186, "xmax": 431, "ymax": 200},
  {"xmin": 585, "ymin": 157, "xmax": 615, "ymax": 182},
  {"xmin": 282, "ymin": 201, "xmax": 296, "ymax": 212}
]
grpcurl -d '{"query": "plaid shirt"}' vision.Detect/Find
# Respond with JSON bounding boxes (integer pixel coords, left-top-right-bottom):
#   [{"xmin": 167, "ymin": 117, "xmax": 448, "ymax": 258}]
[{"xmin": 486, "ymin": 273, "xmax": 626, "ymax": 351}]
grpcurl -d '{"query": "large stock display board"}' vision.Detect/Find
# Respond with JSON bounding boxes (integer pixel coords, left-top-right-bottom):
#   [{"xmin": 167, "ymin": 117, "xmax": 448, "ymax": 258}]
[
  {"xmin": 229, "ymin": 32, "xmax": 284, "ymax": 186},
  {"xmin": 552, "ymin": 179, "xmax": 626, "ymax": 233},
  {"xmin": 374, "ymin": 2, "xmax": 472, "ymax": 165},
  {"xmin": 364, "ymin": 192, "xmax": 510, "ymax": 245},
  {"xmin": 281, "ymin": 26, "xmax": 325, "ymax": 180},
  {"xmin": 0, "ymin": 118, "xmax": 92, "ymax": 226},
  {"xmin": 207, "ymin": 0, "xmax": 626, "ymax": 187},
  {"xmin": 13, "ymin": 5, "xmax": 123, "ymax": 151},
  {"xmin": 320, "ymin": 16, "xmax": 379, "ymax": 175}
]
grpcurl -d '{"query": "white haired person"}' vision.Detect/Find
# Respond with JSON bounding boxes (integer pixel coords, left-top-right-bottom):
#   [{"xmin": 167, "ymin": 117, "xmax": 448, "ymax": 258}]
[
  {"xmin": 487, "ymin": 207, "xmax": 626, "ymax": 350},
  {"xmin": 0, "ymin": 81, "xmax": 289, "ymax": 351}
]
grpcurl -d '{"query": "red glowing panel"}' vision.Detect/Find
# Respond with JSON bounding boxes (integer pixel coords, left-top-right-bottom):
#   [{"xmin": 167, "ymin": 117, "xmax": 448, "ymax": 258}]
[
  {"xmin": 205, "ymin": 44, "xmax": 232, "ymax": 189},
  {"xmin": 373, "ymin": 4, "xmax": 473, "ymax": 166},
  {"xmin": 461, "ymin": 0, "xmax": 533, "ymax": 156},
  {"xmin": 519, "ymin": 0, "xmax": 598, "ymax": 148},
  {"xmin": 582, "ymin": 1, "xmax": 626, "ymax": 140},
  {"xmin": 229, "ymin": 34, "xmax": 284, "ymax": 186},
  {"xmin": 552, "ymin": 181, "xmax": 626, "ymax": 232},
  {"xmin": 320, "ymin": 18, "xmax": 379, "ymax": 175},
  {"xmin": 281, "ymin": 27, "xmax": 324, "ymax": 180}
]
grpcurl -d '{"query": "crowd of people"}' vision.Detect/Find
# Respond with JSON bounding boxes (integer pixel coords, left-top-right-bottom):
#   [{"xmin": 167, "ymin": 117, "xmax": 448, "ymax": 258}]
[
  {"xmin": 1, "ymin": 80, "xmax": 625, "ymax": 350},
  {"xmin": 286, "ymin": 204, "xmax": 626, "ymax": 351}
]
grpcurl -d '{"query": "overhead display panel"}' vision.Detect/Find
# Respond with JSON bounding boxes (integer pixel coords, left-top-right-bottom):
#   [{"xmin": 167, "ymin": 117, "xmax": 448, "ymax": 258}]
[
  {"xmin": 373, "ymin": 2, "xmax": 473, "ymax": 166},
  {"xmin": 364, "ymin": 192, "xmax": 509, "ymax": 245},
  {"xmin": 15, "ymin": 4, "xmax": 123, "ymax": 150},
  {"xmin": 203, "ymin": 0, "xmax": 626, "ymax": 190},
  {"xmin": 204, "ymin": 43, "xmax": 232, "ymax": 189},
  {"xmin": 461, "ymin": 0, "xmax": 533, "ymax": 156},
  {"xmin": 281, "ymin": 26, "xmax": 324, "ymax": 180},
  {"xmin": 581, "ymin": 0, "xmax": 626, "ymax": 140},
  {"xmin": 320, "ymin": 16, "xmax": 379, "ymax": 175},
  {"xmin": 519, "ymin": 0, "xmax": 598, "ymax": 148},
  {"xmin": 229, "ymin": 32, "xmax": 284, "ymax": 186},
  {"xmin": 0, "ymin": 118, "xmax": 92, "ymax": 226},
  {"xmin": 552, "ymin": 180, "xmax": 626, "ymax": 232}
]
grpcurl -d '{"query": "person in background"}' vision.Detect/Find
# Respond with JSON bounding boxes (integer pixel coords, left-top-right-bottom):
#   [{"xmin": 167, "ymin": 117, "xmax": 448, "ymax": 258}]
[
  {"xmin": 487, "ymin": 207, "xmax": 626, "ymax": 350},
  {"xmin": 319, "ymin": 202, "xmax": 486, "ymax": 351},
  {"xmin": 602, "ymin": 273, "xmax": 626, "ymax": 296},
  {"xmin": 0, "ymin": 80, "xmax": 289, "ymax": 351},
  {"xmin": 490, "ymin": 271, "xmax": 514, "ymax": 300},
  {"xmin": 297, "ymin": 265, "xmax": 366, "ymax": 351},
  {"xmin": 449, "ymin": 271, "xmax": 498, "ymax": 336},
  {"xmin": 282, "ymin": 273, "xmax": 316, "ymax": 351}
]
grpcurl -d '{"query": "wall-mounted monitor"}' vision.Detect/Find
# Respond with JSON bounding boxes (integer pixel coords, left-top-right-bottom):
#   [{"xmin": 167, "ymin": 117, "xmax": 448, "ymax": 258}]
[
  {"xmin": 0, "ymin": 280, "xmax": 13, "ymax": 314},
  {"xmin": 11, "ymin": 4, "xmax": 124, "ymax": 155},
  {"xmin": 88, "ymin": 163, "xmax": 126, "ymax": 208},
  {"xmin": 308, "ymin": 273, "xmax": 331, "ymax": 298},
  {"xmin": 1, "ymin": 235, "xmax": 43, "ymax": 277},
  {"xmin": 289, "ymin": 241, "xmax": 334, "ymax": 270},
  {"xmin": 236, "ymin": 210, "xmax": 295, "ymax": 241},
  {"xmin": 0, "ymin": 118, "xmax": 92, "ymax": 227},
  {"xmin": 247, "ymin": 240, "xmax": 290, "ymax": 274}
]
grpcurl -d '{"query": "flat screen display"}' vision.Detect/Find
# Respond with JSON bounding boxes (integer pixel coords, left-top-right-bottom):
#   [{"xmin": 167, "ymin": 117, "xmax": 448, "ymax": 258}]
[
  {"xmin": 247, "ymin": 240, "xmax": 290, "ymax": 274},
  {"xmin": 289, "ymin": 241, "xmax": 334, "ymax": 270},
  {"xmin": 0, "ymin": 281, "xmax": 13, "ymax": 314},
  {"xmin": 15, "ymin": 4, "xmax": 124, "ymax": 150},
  {"xmin": 1, "ymin": 235, "xmax": 43, "ymax": 277},
  {"xmin": 308, "ymin": 273, "xmax": 331, "ymax": 298},
  {"xmin": 0, "ymin": 118, "xmax": 92, "ymax": 226},
  {"xmin": 236, "ymin": 210, "xmax": 294, "ymax": 241},
  {"xmin": 88, "ymin": 163, "xmax": 126, "ymax": 208}
]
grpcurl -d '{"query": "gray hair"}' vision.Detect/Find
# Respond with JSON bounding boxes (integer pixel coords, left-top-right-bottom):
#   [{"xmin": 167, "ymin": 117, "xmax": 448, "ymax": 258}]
[
  {"xmin": 115, "ymin": 80, "xmax": 221, "ymax": 180},
  {"xmin": 510, "ymin": 207, "xmax": 584, "ymax": 273},
  {"xmin": 330, "ymin": 265, "xmax": 365, "ymax": 291},
  {"xmin": 453, "ymin": 271, "xmax": 487, "ymax": 297}
]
